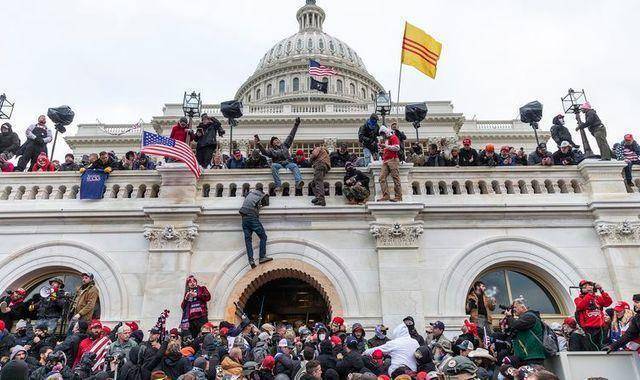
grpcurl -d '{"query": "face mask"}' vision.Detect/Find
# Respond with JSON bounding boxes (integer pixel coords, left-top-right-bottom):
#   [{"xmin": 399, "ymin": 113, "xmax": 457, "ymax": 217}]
[{"xmin": 318, "ymin": 333, "xmax": 326, "ymax": 341}]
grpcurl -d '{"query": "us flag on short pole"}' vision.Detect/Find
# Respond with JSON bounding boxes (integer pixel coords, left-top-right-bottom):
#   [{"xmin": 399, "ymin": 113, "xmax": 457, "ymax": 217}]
[
  {"xmin": 141, "ymin": 131, "xmax": 202, "ymax": 178},
  {"xmin": 308, "ymin": 59, "xmax": 337, "ymax": 76}
]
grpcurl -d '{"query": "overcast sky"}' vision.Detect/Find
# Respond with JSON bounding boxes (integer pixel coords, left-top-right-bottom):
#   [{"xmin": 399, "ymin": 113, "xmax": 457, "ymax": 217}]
[{"xmin": 1, "ymin": 0, "xmax": 638, "ymax": 159}]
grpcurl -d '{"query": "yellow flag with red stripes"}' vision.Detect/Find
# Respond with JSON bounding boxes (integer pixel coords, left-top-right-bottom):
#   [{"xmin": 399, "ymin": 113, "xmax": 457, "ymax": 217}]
[{"xmin": 401, "ymin": 22, "xmax": 443, "ymax": 79}]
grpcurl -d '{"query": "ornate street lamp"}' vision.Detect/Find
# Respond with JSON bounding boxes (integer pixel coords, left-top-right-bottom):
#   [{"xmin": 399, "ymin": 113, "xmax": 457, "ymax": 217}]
[
  {"xmin": 375, "ymin": 91, "xmax": 392, "ymax": 126},
  {"xmin": 562, "ymin": 88, "xmax": 593, "ymax": 156},
  {"xmin": 0, "ymin": 93, "xmax": 15, "ymax": 120},
  {"xmin": 182, "ymin": 92, "xmax": 202, "ymax": 118}
]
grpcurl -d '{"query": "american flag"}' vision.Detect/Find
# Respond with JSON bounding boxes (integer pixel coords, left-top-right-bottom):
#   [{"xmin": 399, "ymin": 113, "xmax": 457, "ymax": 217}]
[
  {"xmin": 89, "ymin": 335, "xmax": 111, "ymax": 372},
  {"xmin": 141, "ymin": 131, "xmax": 201, "ymax": 178},
  {"xmin": 308, "ymin": 59, "xmax": 337, "ymax": 76}
]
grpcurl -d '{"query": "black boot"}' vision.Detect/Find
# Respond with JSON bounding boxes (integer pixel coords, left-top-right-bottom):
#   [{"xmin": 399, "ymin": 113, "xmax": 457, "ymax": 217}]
[
  {"xmin": 259, "ymin": 257, "xmax": 273, "ymax": 264},
  {"xmin": 249, "ymin": 260, "xmax": 257, "ymax": 269}
]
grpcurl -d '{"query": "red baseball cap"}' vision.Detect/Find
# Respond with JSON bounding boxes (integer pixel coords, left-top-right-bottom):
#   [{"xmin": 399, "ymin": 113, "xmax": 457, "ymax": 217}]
[
  {"xmin": 614, "ymin": 301, "xmax": 630, "ymax": 312},
  {"xmin": 261, "ymin": 356, "xmax": 275, "ymax": 370},
  {"xmin": 372, "ymin": 349, "xmax": 383, "ymax": 360},
  {"xmin": 462, "ymin": 138, "xmax": 472, "ymax": 145},
  {"xmin": 563, "ymin": 317, "xmax": 577, "ymax": 329},
  {"xmin": 625, "ymin": 134, "xmax": 634, "ymax": 142},
  {"xmin": 330, "ymin": 335, "xmax": 342, "ymax": 346},
  {"xmin": 296, "ymin": 149, "xmax": 305, "ymax": 156}
]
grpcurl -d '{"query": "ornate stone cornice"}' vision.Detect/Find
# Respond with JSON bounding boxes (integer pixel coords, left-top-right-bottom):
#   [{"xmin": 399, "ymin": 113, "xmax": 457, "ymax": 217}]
[
  {"xmin": 595, "ymin": 221, "xmax": 640, "ymax": 245},
  {"xmin": 370, "ymin": 222, "xmax": 424, "ymax": 248},
  {"xmin": 144, "ymin": 224, "xmax": 199, "ymax": 251}
]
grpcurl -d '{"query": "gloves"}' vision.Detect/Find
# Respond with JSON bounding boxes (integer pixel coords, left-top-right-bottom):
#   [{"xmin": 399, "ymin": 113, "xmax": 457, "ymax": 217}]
[
  {"xmin": 79, "ymin": 167, "xmax": 86, "ymax": 174},
  {"xmin": 104, "ymin": 167, "xmax": 112, "ymax": 174},
  {"xmin": 294, "ymin": 117, "xmax": 301, "ymax": 127}
]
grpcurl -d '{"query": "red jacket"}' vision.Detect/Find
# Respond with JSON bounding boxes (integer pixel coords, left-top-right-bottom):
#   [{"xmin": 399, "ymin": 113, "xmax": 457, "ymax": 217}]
[
  {"xmin": 74, "ymin": 336, "xmax": 96, "ymax": 367},
  {"xmin": 170, "ymin": 124, "xmax": 195, "ymax": 143},
  {"xmin": 574, "ymin": 291, "xmax": 613, "ymax": 329},
  {"xmin": 381, "ymin": 134, "xmax": 400, "ymax": 162},
  {"xmin": 181, "ymin": 286, "xmax": 211, "ymax": 321}
]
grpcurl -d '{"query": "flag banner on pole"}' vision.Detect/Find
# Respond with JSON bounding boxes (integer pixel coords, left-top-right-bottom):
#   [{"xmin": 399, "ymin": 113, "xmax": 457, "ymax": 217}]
[
  {"xmin": 308, "ymin": 59, "xmax": 337, "ymax": 76},
  {"xmin": 80, "ymin": 169, "xmax": 109, "ymax": 200},
  {"xmin": 141, "ymin": 131, "xmax": 202, "ymax": 178},
  {"xmin": 401, "ymin": 22, "xmax": 442, "ymax": 79},
  {"xmin": 310, "ymin": 77, "xmax": 329, "ymax": 93},
  {"xmin": 90, "ymin": 335, "xmax": 111, "ymax": 372}
]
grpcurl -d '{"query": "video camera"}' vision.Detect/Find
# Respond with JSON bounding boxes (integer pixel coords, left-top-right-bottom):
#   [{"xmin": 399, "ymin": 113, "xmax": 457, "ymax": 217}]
[{"xmin": 104, "ymin": 351, "xmax": 126, "ymax": 365}]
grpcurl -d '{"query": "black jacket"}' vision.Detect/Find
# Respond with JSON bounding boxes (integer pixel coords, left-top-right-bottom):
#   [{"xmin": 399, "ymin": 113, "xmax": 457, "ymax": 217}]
[
  {"xmin": 155, "ymin": 353, "xmax": 192, "ymax": 380},
  {"xmin": 274, "ymin": 353, "xmax": 301, "ymax": 378},
  {"xmin": 343, "ymin": 169, "xmax": 370, "ymax": 191},
  {"xmin": 335, "ymin": 350, "xmax": 364, "ymax": 378},
  {"xmin": 195, "ymin": 119, "xmax": 225, "ymax": 149},
  {"xmin": 37, "ymin": 290, "xmax": 67, "ymax": 319},
  {"xmin": 317, "ymin": 341, "xmax": 337, "ymax": 373},
  {"xmin": 459, "ymin": 148, "xmax": 478, "ymax": 166},
  {"xmin": 330, "ymin": 151, "xmax": 356, "ymax": 168},
  {"xmin": 550, "ymin": 122, "xmax": 574, "ymax": 147},
  {"xmin": 0, "ymin": 125, "xmax": 20, "ymax": 155},
  {"xmin": 567, "ymin": 331, "xmax": 588, "ymax": 352},
  {"xmin": 256, "ymin": 121, "xmax": 300, "ymax": 165},
  {"xmin": 358, "ymin": 123, "xmax": 379, "ymax": 152},
  {"xmin": 0, "ymin": 330, "xmax": 16, "ymax": 357},
  {"xmin": 55, "ymin": 332, "xmax": 88, "ymax": 364},
  {"xmin": 425, "ymin": 153, "xmax": 445, "ymax": 167},
  {"xmin": 553, "ymin": 149, "xmax": 583, "ymax": 165}
]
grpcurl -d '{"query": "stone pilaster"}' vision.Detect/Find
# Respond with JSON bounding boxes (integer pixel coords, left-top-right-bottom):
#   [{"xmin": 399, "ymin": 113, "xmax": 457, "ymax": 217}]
[
  {"xmin": 595, "ymin": 220, "xmax": 640, "ymax": 300},
  {"xmin": 141, "ymin": 163, "xmax": 202, "ymax": 329},
  {"xmin": 367, "ymin": 203, "xmax": 425, "ymax": 331}
]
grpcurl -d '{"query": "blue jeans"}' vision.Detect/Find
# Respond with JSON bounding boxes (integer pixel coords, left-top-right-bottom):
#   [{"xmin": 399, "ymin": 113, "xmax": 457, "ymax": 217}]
[
  {"xmin": 363, "ymin": 148, "xmax": 378, "ymax": 166},
  {"xmin": 271, "ymin": 162, "xmax": 302, "ymax": 187},
  {"xmin": 624, "ymin": 160, "xmax": 640, "ymax": 181},
  {"xmin": 242, "ymin": 216, "xmax": 267, "ymax": 262}
]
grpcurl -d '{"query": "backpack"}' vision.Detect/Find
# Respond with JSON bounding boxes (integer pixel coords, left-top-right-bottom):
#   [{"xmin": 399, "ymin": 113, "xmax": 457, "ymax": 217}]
[{"xmin": 530, "ymin": 317, "xmax": 559, "ymax": 357}]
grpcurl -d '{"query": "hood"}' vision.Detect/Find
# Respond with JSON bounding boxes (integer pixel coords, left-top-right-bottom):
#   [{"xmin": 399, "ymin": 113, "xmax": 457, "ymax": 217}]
[
  {"xmin": 351, "ymin": 323, "xmax": 364, "ymax": 334},
  {"xmin": 415, "ymin": 345, "xmax": 433, "ymax": 365},
  {"xmin": 391, "ymin": 324, "xmax": 410, "ymax": 340},
  {"xmin": 1, "ymin": 123, "xmax": 13, "ymax": 135},
  {"xmin": 164, "ymin": 351, "xmax": 183, "ymax": 365},
  {"xmin": 374, "ymin": 326, "xmax": 387, "ymax": 340},
  {"xmin": 552, "ymin": 115, "xmax": 564, "ymax": 126}
]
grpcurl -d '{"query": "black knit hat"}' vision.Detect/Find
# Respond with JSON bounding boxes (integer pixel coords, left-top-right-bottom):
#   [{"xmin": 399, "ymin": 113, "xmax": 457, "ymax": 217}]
[{"xmin": 633, "ymin": 294, "xmax": 640, "ymax": 303}]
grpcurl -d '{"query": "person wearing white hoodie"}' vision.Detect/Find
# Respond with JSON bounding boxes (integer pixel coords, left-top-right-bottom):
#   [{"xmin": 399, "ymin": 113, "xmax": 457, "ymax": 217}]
[{"xmin": 363, "ymin": 324, "xmax": 419, "ymax": 375}]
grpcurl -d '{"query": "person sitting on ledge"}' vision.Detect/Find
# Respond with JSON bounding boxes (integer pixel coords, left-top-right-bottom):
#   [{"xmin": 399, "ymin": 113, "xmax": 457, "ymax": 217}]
[
  {"xmin": 343, "ymin": 162, "xmax": 370, "ymax": 205},
  {"xmin": 553, "ymin": 141, "xmax": 583, "ymax": 166},
  {"xmin": 227, "ymin": 149, "xmax": 247, "ymax": 169},
  {"xmin": 614, "ymin": 134, "xmax": 640, "ymax": 186},
  {"xmin": 255, "ymin": 117, "xmax": 304, "ymax": 193}
]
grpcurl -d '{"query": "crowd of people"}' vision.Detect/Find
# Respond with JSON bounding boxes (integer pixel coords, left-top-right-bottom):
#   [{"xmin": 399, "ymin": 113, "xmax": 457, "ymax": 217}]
[
  {"xmin": 1, "ymin": 272, "xmax": 640, "ymax": 380},
  {"xmin": 3, "ymin": 102, "xmax": 639, "ymax": 190}
]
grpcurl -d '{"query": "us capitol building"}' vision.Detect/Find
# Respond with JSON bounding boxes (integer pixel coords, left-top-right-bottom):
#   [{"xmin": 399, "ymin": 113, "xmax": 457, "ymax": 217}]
[{"xmin": 1, "ymin": 1, "xmax": 639, "ymax": 348}]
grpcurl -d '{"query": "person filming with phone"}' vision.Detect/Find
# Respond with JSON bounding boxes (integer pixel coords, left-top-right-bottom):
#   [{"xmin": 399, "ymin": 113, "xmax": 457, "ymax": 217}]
[{"xmin": 574, "ymin": 279, "xmax": 612, "ymax": 350}]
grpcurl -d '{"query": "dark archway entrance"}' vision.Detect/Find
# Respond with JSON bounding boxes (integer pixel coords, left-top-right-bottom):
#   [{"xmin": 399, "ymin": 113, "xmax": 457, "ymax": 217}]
[{"xmin": 244, "ymin": 277, "xmax": 331, "ymax": 325}]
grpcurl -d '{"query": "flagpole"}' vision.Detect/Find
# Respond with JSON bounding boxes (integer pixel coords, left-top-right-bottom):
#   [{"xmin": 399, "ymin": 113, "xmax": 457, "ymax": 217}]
[{"xmin": 396, "ymin": 21, "xmax": 407, "ymax": 116}]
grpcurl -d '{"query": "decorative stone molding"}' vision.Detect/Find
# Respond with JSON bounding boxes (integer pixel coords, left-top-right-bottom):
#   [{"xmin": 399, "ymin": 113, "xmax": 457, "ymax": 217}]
[
  {"xmin": 236, "ymin": 138, "xmax": 251, "ymax": 155},
  {"xmin": 144, "ymin": 224, "xmax": 199, "ymax": 251},
  {"xmin": 370, "ymin": 222, "xmax": 424, "ymax": 248},
  {"xmin": 596, "ymin": 221, "xmax": 640, "ymax": 245}
]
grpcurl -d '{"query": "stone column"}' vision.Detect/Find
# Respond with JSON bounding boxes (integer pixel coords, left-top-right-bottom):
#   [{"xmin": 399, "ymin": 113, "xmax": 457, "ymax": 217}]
[
  {"xmin": 595, "ymin": 221, "xmax": 640, "ymax": 300},
  {"xmin": 141, "ymin": 163, "xmax": 202, "ymax": 329},
  {"xmin": 368, "ymin": 203, "xmax": 425, "ymax": 331}
]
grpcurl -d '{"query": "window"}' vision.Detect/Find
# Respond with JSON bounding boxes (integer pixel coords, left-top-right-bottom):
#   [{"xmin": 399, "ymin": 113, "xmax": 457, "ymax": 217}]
[
  {"xmin": 267, "ymin": 84, "xmax": 272, "ymax": 96},
  {"xmin": 307, "ymin": 38, "xmax": 314, "ymax": 50},
  {"xmin": 473, "ymin": 268, "xmax": 561, "ymax": 315},
  {"xmin": 256, "ymin": 89, "xmax": 261, "ymax": 100},
  {"xmin": 349, "ymin": 83, "xmax": 355, "ymax": 95},
  {"xmin": 336, "ymin": 79, "xmax": 343, "ymax": 93},
  {"xmin": 293, "ymin": 78, "xmax": 300, "ymax": 92},
  {"xmin": 361, "ymin": 88, "xmax": 366, "ymax": 99},
  {"xmin": 279, "ymin": 80, "xmax": 285, "ymax": 95},
  {"xmin": 248, "ymin": 94, "xmax": 251, "ymax": 102}
]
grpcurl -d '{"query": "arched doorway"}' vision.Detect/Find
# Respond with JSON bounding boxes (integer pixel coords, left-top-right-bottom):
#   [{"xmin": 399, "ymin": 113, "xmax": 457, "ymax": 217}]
[{"xmin": 244, "ymin": 277, "xmax": 330, "ymax": 324}]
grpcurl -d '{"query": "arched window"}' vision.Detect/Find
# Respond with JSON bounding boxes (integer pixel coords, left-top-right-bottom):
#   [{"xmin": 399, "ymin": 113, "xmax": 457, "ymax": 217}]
[
  {"xmin": 361, "ymin": 88, "xmax": 367, "ymax": 99},
  {"xmin": 279, "ymin": 80, "xmax": 285, "ymax": 95},
  {"xmin": 336, "ymin": 79, "xmax": 343, "ymax": 93},
  {"xmin": 256, "ymin": 89, "xmax": 261, "ymax": 100},
  {"xmin": 472, "ymin": 268, "xmax": 561, "ymax": 315},
  {"xmin": 266, "ymin": 84, "xmax": 273, "ymax": 96},
  {"xmin": 349, "ymin": 83, "xmax": 356, "ymax": 95},
  {"xmin": 293, "ymin": 78, "xmax": 300, "ymax": 92}
]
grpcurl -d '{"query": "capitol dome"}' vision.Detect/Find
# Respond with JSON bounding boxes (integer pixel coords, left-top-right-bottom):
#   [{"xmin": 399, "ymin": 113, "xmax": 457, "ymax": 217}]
[{"xmin": 235, "ymin": 0, "xmax": 384, "ymax": 104}]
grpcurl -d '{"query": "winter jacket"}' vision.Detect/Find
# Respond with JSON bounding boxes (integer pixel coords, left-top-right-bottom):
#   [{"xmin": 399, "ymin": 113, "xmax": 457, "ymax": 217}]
[
  {"xmin": 507, "ymin": 310, "xmax": 546, "ymax": 362},
  {"xmin": 358, "ymin": 121, "xmax": 379, "ymax": 152},
  {"xmin": 274, "ymin": 353, "xmax": 301, "ymax": 378},
  {"xmin": 60, "ymin": 162, "xmax": 80, "ymax": 171},
  {"xmin": 170, "ymin": 124, "xmax": 196, "ymax": 144},
  {"xmin": 119, "ymin": 345, "xmax": 160, "ymax": 380},
  {"xmin": 252, "ymin": 340, "xmax": 270, "ymax": 364},
  {"xmin": 567, "ymin": 330, "xmax": 588, "ymax": 351},
  {"xmin": 132, "ymin": 156, "xmax": 156, "ymax": 170},
  {"xmin": 317, "ymin": 340, "xmax": 337, "ymax": 373},
  {"xmin": 553, "ymin": 149, "xmax": 582, "ymax": 165},
  {"xmin": 31, "ymin": 153, "xmax": 56, "ymax": 172},
  {"xmin": 155, "ymin": 353, "xmax": 192, "ymax": 380},
  {"xmin": 246, "ymin": 152, "xmax": 269, "ymax": 169},
  {"xmin": 414, "ymin": 345, "xmax": 436, "ymax": 373},
  {"xmin": 330, "ymin": 150, "xmax": 356, "ymax": 168},
  {"xmin": 239, "ymin": 189, "xmax": 269, "ymax": 217},
  {"xmin": 109, "ymin": 338, "xmax": 138, "ymax": 356},
  {"xmin": 310, "ymin": 146, "xmax": 331, "ymax": 171},
  {"xmin": 256, "ymin": 121, "xmax": 300, "ymax": 165},
  {"xmin": 221, "ymin": 357, "xmax": 243, "ymax": 377},
  {"xmin": 177, "ymin": 367, "xmax": 207, "ymax": 380},
  {"xmin": 574, "ymin": 291, "xmax": 613, "ymax": 329},
  {"xmin": 73, "ymin": 281, "xmax": 99, "ymax": 321},
  {"xmin": 293, "ymin": 157, "xmax": 311, "ymax": 168},
  {"xmin": 227, "ymin": 157, "xmax": 247, "ymax": 169},
  {"xmin": 29, "ymin": 364, "xmax": 74, "ymax": 380},
  {"xmin": 37, "ymin": 289, "xmax": 66, "ymax": 319},
  {"xmin": 550, "ymin": 120, "xmax": 574, "ymax": 147},
  {"xmin": 527, "ymin": 151, "xmax": 552, "ymax": 166},
  {"xmin": 181, "ymin": 285, "xmax": 211, "ymax": 322},
  {"xmin": 367, "ymin": 336, "xmax": 390, "ymax": 349},
  {"xmin": 578, "ymin": 109, "xmax": 604, "ymax": 134},
  {"xmin": 195, "ymin": 119, "xmax": 224, "ymax": 149},
  {"xmin": 336, "ymin": 350, "xmax": 365, "ymax": 378},
  {"xmin": 425, "ymin": 153, "xmax": 445, "ymax": 167},
  {"xmin": 344, "ymin": 169, "xmax": 370, "ymax": 191},
  {"xmin": 479, "ymin": 151, "xmax": 500, "ymax": 167},
  {"xmin": 459, "ymin": 148, "xmax": 478, "ymax": 166},
  {"xmin": 363, "ymin": 324, "xmax": 419, "ymax": 375},
  {"xmin": 0, "ymin": 125, "xmax": 20, "ymax": 156},
  {"xmin": 25, "ymin": 124, "xmax": 53, "ymax": 147},
  {"xmin": 0, "ymin": 330, "xmax": 16, "ymax": 357},
  {"xmin": 54, "ymin": 332, "xmax": 87, "ymax": 365},
  {"xmin": 466, "ymin": 292, "xmax": 495, "ymax": 325}
]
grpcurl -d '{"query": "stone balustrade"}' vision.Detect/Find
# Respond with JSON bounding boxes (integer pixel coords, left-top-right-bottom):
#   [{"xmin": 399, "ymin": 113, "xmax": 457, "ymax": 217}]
[{"xmin": 0, "ymin": 160, "xmax": 630, "ymax": 204}]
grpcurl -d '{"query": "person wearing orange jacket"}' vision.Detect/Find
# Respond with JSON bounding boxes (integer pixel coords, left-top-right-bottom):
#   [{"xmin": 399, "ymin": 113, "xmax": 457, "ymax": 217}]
[{"xmin": 573, "ymin": 279, "xmax": 612, "ymax": 350}]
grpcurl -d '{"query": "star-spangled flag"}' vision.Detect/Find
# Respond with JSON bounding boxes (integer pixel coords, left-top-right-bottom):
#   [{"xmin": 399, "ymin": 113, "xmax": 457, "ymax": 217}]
[
  {"xmin": 141, "ymin": 131, "xmax": 201, "ymax": 178},
  {"xmin": 308, "ymin": 59, "xmax": 337, "ymax": 77},
  {"xmin": 89, "ymin": 336, "xmax": 111, "ymax": 372}
]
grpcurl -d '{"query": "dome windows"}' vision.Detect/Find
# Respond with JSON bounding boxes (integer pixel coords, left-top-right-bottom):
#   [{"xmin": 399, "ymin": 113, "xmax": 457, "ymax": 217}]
[
  {"xmin": 256, "ymin": 88, "xmax": 261, "ymax": 100},
  {"xmin": 307, "ymin": 38, "xmax": 314, "ymax": 51},
  {"xmin": 293, "ymin": 78, "xmax": 300, "ymax": 92},
  {"xmin": 329, "ymin": 40, "xmax": 335, "ymax": 53},
  {"xmin": 318, "ymin": 39, "xmax": 325, "ymax": 51},
  {"xmin": 276, "ymin": 44, "xmax": 283, "ymax": 57},
  {"xmin": 338, "ymin": 43, "xmax": 345, "ymax": 57},
  {"xmin": 349, "ymin": 83, "xmax": 355, "ymax": 95},
  {"xmin": 297, "ymin": 39, "xmax": 303, "ymax": 52},
  {"xmin": 279, "ymin": 80, "xmax": 286, "ymax": 95},
  {"xmin": 286, "ymin": 41, "xmax": 292, "ymax": 54},
  {"xmin": 336, "ymin": 79, "xmax": 343, "ymax": 93},
  {"xmin": 266, "ymin": 84, "xmax": 273, "ymax": 97}
]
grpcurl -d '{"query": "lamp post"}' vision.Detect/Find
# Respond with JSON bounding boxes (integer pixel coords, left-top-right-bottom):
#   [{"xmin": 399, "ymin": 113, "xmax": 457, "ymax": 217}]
[
  {"xmin": 375, "ymin": 91, "xmax": 392, "ymax": 126},
  {"xmin": 562, "ymin": 88, "xmax": 593, "ymax": 157},
  {"xmin": 182, "ymin": 91, "xmax": 201, "ymax": 146},
  {"xmin": 0, "ymin": 94, "xmax": 15, "ymax": 120}
]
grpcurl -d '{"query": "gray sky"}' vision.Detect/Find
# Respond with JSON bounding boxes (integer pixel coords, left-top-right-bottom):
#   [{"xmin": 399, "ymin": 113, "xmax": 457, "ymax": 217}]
[{"xmin": 1, "ymin": 0, "xmax": 638, "ymax": 159}]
